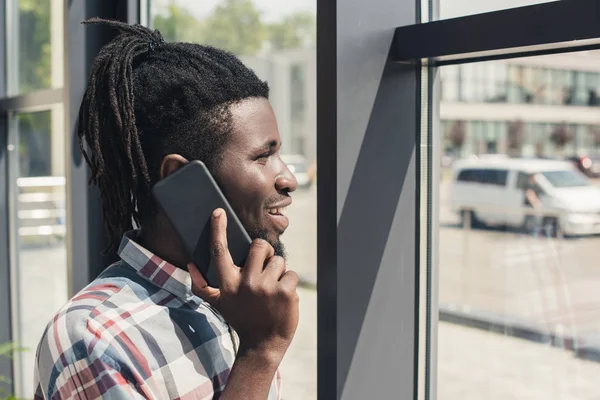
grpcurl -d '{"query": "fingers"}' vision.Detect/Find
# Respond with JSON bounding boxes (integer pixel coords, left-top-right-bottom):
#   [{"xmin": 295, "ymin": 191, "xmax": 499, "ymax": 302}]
[
  {"xmin": 244, "ymin": 239, "xmax": 275, "ymax": 278},
  {"xmin": 278, "ymin": 270, "xmax": 299, "ymax": 292},
  {"xmin": 210, "ymin": 209, "xmax": 236, "ymax": 283},
  {"xmin": 188, "ymin": 263, "xmax": 221, "ymax": 305},
  {"xmin": 263, "ymin": 256, "xmax": 286, "ymax": 281}
]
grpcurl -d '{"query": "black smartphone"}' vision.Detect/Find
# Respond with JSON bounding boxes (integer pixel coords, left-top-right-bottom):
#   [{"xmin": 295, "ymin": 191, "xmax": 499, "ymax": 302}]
[{"xmin": 152, "ymin": 160, "xmax": 252, "ymax": 288}]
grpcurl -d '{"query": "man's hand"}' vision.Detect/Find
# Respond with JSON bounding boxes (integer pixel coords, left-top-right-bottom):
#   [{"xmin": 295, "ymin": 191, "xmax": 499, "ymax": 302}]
[{"xmin": 188, "ymin": 208, "xmax": 299, "ymax": 365}]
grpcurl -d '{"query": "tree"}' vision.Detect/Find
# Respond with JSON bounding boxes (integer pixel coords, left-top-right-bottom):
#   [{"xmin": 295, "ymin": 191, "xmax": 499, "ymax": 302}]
[
  {"xmin": 152, "ymin": 0, "xmax": 204, "ymax": 43},
  {"xmin": 17, "ymin": 0, "xmax": 53, "ymax": 177},
  {"xmin": 152, "ymin": 0, "xmax": 316, "ymax": 55},
  {"xmin": 550, "ymin": 122, "xmax": 575, "ymax": 157},
  {"xmin": 19, "ymin": 0, "xmax": 51, "ymax": 92},
  {"xmin": 267, "ymin": 11, "xmax": 316, "ymax": 51},
  {"xmin": 507, "ymin": 119, "xmax": 524, "ymax": 157},
  {"xmin": 448, "ymin": 120, "xmax": 466, "ymax": 156},
  {"xmin": 199, "ymin": 0, "xmax": 266, "ymax": 56}
]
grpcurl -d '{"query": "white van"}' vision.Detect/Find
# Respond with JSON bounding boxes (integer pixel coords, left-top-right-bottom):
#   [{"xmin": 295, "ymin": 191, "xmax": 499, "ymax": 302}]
[{"xmin": 449, "ymin": 157, "xmax": 600, "ymax": 236}]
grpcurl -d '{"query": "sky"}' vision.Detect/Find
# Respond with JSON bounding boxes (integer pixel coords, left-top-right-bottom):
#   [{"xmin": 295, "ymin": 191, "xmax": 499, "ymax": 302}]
[
  {"xmin": 152, "ymin": 0, "xmax": 316, "ymax": 23},
  {"xmin": 440, "ymin": 0, "xmax": 558, "ymax": 19}
]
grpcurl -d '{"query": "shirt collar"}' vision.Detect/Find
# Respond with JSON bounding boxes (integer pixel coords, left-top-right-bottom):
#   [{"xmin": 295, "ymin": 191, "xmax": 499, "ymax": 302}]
[{"xmin": 117, "ymin": 230, "xmax": 203, "ymax": 307}]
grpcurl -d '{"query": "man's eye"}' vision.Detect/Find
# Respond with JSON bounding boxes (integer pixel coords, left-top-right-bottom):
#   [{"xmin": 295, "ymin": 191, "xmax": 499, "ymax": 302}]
[{"xmin": 256, "ymin": 152, "xmax": 271, "ymax": 161}]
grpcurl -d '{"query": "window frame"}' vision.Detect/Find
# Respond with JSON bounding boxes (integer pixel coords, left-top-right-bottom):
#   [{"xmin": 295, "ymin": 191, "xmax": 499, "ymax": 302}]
[
  {"xmin": 1, "ymin": 0, "xmax": 597, "ymax": 398},
  {"xmin": 393, "ymin": 1, "xmax": 600, "ymax": 400}
]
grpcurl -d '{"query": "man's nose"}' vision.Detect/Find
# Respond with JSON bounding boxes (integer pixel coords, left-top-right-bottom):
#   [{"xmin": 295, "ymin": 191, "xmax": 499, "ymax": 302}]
[{"xmin": 276, "ymin": 164, "xmax": 298, "ymax": 193}]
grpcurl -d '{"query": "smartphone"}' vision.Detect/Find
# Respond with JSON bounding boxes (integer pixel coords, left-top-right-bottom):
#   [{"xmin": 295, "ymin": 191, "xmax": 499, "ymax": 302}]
[{"xmin": 152, "ymin": 160, "xmax": 252, "ymax": 288}]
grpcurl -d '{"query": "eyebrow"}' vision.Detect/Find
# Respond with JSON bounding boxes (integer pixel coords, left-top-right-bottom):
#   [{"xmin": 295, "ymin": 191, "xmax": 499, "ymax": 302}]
[{"xmin": 254, "ymin": 140, "xmax": 279, "ymax": 153}]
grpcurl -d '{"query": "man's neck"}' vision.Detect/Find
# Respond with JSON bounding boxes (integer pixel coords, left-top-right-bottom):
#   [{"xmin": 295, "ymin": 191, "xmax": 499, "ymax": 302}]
[{"xmin": 137, "ymin": 216, "xmax": 190, "ymax": 270}]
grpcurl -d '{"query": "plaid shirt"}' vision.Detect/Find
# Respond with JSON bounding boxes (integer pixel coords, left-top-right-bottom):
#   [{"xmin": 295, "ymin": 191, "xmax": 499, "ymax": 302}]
[{"xmin": 34, "ymin": 231, "xmax": 281, "ymax": 399}]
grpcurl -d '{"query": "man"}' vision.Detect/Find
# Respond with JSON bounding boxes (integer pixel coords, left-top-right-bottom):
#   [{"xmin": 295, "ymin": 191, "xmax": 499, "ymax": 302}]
[
  {"xmin": 524, "ymin": 173, "xmax": 544, "ymax": 235},
  {"xmin": 34, "ymin": 19, "xmax": 299, "ymax": 399}
]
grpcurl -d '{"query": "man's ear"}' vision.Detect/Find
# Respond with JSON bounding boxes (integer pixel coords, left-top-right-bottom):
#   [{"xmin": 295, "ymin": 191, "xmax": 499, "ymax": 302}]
[{"xmin": 160, "ymin": 154, "xmax": 189, "ymax": 179}]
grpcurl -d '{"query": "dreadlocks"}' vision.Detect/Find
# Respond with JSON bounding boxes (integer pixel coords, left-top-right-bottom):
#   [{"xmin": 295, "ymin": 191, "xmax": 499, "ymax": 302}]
[{"xmin": 77, "ymin": 18, "xmax": 269, "ymax": 253}]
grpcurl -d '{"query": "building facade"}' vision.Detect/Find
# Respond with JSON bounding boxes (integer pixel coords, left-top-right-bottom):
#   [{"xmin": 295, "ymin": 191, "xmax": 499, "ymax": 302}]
[{"xmin": 440, "ymin": 51, "xmax": 600, "ymax": 158}]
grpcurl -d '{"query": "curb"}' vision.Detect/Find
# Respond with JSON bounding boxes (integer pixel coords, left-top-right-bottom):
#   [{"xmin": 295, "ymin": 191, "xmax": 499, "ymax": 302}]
[{"xmin": 439, "ymin": 304, "xmax": 600, "ymax": 363}]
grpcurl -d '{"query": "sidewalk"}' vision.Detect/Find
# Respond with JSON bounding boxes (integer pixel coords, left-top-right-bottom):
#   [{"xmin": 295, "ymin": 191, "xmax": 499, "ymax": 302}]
[{"xmin": 439, "ymin": 322, "xmax": 600, "ymax": 400}]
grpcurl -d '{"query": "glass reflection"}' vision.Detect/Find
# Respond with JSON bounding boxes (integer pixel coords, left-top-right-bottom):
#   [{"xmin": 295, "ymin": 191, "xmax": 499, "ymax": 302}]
[
  {"xmin": 16, "ymin": 0, "xmax": 63, "ymax": 94},
  {"xmin": 10, "ymin": 108, "xmax": 67, "ymax": 398},
  {"xmin": 438, "ymin": 51, "xmax": 600, "ymax": 399}
]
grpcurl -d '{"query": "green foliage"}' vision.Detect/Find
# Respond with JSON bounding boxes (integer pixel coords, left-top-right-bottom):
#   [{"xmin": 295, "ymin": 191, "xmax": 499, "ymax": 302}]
[
  {"xmin": 153, "ymin": 0, "xmax": 204, "ymax": 43},
  {"xmin": 0, "ymin": 342, "xmax": 27, "ymax": 400},
  {"xmin": 18, "ymin": 0, "xmax": 52, "ymax": 92},
  {"xmin": 152, "ymin": 0, "xmax": 316, "ymax": 56},
  {"xmin": 266, "ymin": 11, "xmax": 316, "ymax": 51},
  {"xmin": 200, "ymin": 0, "xmax": 266, "ymax": 56}
]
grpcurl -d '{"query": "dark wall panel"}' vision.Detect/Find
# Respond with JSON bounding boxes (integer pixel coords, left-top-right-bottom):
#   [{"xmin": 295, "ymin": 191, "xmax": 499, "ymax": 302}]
[{"xmin": 317, "ymin": 0, "xmax": 419, "ymax": 398}]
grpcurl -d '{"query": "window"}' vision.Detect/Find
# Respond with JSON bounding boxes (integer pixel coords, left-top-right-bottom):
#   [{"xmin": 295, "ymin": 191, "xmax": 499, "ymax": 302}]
[
  {"xmin": 457, "ymin": 168, "xmax": 508, "ymax": 186},
  {"xmin": 147, "ymin": 2, "xmax": 317, "ymax": 398},
  {"xmin": 541, "ymin": 170, "xmax": 590, "ymax": 188},
  {"xmin": 456, "ymin": 169, "xmax": 473, "ymax": 182},
  {"xmin": 11, "ymin": 0, "xmax": 64, "ymax": 94},
  {"xmin": 1, "ymin": 1, "xmax": 66, "ymax": 398},
  {"xmin": 439, "ymin": 0, "xmax": 558, "ymax": 20},
  {"xmin": 437, "ymin": 53, "xmax": 600, "ymax": 400},
  {"xmin": 8, "ymin": 106, "xmax": 67, "ymax": 398},
  {"xmin": 516, "ymin": 171, "xmax": 530, "ymax": 189}
]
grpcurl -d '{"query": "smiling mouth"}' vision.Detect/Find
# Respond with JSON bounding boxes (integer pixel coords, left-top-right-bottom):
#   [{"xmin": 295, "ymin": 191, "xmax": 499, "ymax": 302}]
[
  {"xmin": 267, "ymin": 207, "xmax": 287, "ymax": 216},
  {"xmin": 266, "ymin": 206, "xmax": 290, "ymax": 233}
]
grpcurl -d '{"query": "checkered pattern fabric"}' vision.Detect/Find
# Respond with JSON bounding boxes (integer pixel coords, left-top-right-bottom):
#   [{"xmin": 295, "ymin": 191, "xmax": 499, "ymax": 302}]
[{"xmin": 33, "ymin": 231, "xmax": 281, "ymax": 399}]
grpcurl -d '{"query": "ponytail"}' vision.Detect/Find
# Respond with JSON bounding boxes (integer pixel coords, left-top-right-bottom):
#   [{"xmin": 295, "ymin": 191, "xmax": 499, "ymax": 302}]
[{"xmin": 77, "ymin": 18, "xmax": 163, "ymax": 253}]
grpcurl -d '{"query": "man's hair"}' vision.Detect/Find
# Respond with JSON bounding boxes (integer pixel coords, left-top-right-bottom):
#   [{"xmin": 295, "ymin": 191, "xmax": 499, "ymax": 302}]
[{"xmin": 77, "ymin": 18, "xmax": 269, "ymax": 253}]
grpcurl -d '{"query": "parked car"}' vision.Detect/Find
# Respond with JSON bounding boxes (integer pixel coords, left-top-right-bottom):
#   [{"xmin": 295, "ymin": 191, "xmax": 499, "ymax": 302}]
[
  {"xmin": 281, "ymin": 154, "xmax": 312, "ymax": 189},
  {"xmin": 567, "ymin": 155, "xmax": 600, "ymax": 178},
  {"xmin": 450, "ymin": 157, "xmax": 600, "ymax": 236}
]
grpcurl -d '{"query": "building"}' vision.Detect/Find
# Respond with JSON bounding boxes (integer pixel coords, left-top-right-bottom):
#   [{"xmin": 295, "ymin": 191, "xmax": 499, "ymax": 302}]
[
  {"xmin": 440, "ymin": 51, "xmax": 600, "ymax": 158},
  {"xmin": 242, "ymin": 48, "xmax": 317, "ymax": 163}
]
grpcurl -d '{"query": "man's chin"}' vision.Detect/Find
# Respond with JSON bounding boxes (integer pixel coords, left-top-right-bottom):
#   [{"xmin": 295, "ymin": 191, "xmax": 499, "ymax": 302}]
[{"xmin": 250, "ymin": 230, "xmax": 287, "ymax": 259}]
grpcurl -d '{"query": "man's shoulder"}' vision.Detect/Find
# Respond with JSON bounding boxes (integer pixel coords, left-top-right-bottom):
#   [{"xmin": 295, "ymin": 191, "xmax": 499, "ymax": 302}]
[
  {"xmin": 37, "ymin": 259, "xmax": 232, "ymax": 364},
  {"xmin": 37, "ymin": 261, "xmax": 144, "ymax": 345}
]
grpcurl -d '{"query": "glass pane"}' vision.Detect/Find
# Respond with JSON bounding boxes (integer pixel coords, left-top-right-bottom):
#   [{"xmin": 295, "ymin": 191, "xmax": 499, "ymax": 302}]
[
  {"xmin": 12, "ymin": 0, "xmax": 64, "ymax": 94},
  {"xmin": 439, "ymin": 0, "xmax": 558, "ymax": 20},
  {"xmin": 149, "ymin": 1, "xmax": 317, "ymax": 399},
  {"xmin": 437, "ymin": 50, "xmax": 600, "ymax": 399},
  {"xmin": 9, "ymin": 107, "xmax": 67, "ymax": 398}
]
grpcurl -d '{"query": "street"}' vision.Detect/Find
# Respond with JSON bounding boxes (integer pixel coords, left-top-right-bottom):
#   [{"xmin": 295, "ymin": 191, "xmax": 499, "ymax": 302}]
[{"xmin": 438, "ymin": 179, "xmax": 600, "ymax": 336}]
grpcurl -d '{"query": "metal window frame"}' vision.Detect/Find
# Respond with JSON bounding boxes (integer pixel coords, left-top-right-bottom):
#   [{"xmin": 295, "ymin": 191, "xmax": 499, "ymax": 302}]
[
  {"xmin": 318, "ymin": 0, "xmax": 600, "ymax": 399},
  {"xmin": 0, "ymin": 0, "xmax": 137, "ymax": 394},
  {"xmin": 0, "ymin": 1, "xmax": 10, "ymax": 391},
  {"xmin": 67, "ymin": 0, "xmax": 139, "ymax": 296},
  {"xmin": 391, "ymin": 0, "xmax": 600, "ymax": 65},
  {"xmin": 0, "ymin": 0, "xmax": 68, "ymax": 394},
  {"xmin": 0, "ymin": 0, "xmax": 595, "ymax": 397},
  {"xmin": 0, "ymin": 0, "xmax": 67, "ymax": 395}
]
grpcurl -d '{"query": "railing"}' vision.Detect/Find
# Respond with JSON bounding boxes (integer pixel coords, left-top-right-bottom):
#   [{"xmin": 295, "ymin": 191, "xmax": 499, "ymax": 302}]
[{"xmin": 16, "ymin": 176, "xmax": 66, "ymax": 240}]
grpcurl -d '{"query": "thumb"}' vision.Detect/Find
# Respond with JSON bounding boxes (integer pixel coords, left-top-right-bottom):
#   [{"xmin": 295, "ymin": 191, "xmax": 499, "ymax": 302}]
[{"xmin": 188, "ymin": 263, "xmax": 221, "ymax": 306}]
